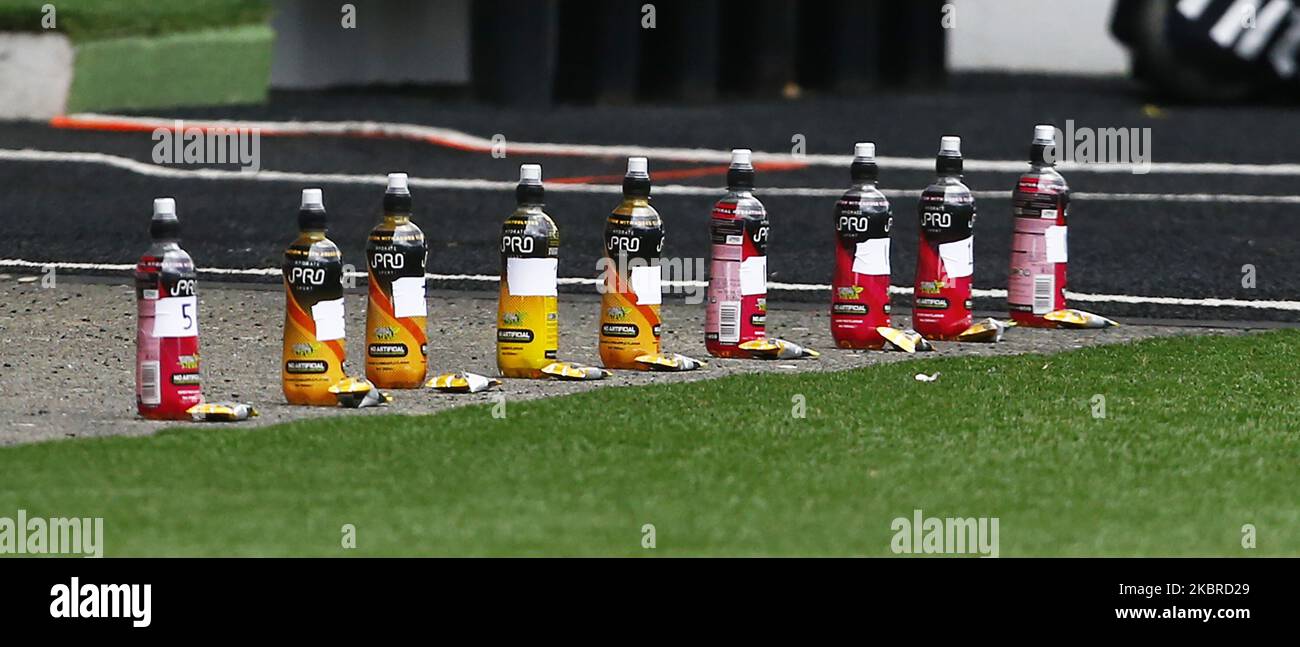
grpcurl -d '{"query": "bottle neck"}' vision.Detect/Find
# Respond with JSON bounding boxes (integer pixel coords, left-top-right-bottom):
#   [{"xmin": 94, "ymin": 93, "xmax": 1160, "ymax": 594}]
[
  {"xmin": 1029, "ymin": 143, "xmax": 1054, "ymax": 168},
  {"xmin": 384, "ymin": 212, "xmax": 411, "ymax": 224},
  {"xmin": 850, "ymin": 161, "xmax": 878, "ymax": 185},
  {"xmin": 383, "ymin": 192, "xmax": 412, "ymax": 213},
  {"xmin": 726, "ymin": 167, "xmax": 754, "ymax": 191},
  {"xmin": 936, "ymin": 154, "xmax": 962, "ymax": 177},
  {"xmin": 622, "ymin": 173, "xmax": 650, "ymax": 198},
  {"xmin": 516, "ymin": 183, "xmax": 544, "ymax": 206}
]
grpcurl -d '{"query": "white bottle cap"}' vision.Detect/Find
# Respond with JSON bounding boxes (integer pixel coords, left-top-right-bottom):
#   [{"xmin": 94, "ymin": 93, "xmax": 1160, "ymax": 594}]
[
  {"xmin": 1033, "ymin": 124, "xmax": 1056, "ymax": 144},
  {"xmin": 519, "ymin": 164, "xmax": 542, "ymax": 183},
  {"xmin": 300, "ymin": 188, "xmax": 323, "ymax": 209},
  {"xmin": 853, "ymin": 142, "xmax": 875, "ymax": 161},
  {"xmin": 939, "ymin": 136, "xmax": 961, "ymax": 155},
  {"xmin": 152, "ymin": 197, "xmax": 176, "ymax": 218},
  {"xmin": 627, "ymin": 156, "xmax": 648, "ymax": 175},
  {"xmin": 730, "ymin": 149, "xmax": 752, "ymax": 168},
  {"xmin": 386, "ymin": 172, "xmax": 409, "ymax": 193}
]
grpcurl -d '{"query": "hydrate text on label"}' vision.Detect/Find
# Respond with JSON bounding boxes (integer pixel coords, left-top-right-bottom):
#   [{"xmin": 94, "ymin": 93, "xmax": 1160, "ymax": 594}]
[
  {"xmin": 630, "ymin": 265, "xmax": 662, "ymax": 305},
  {"xmin": 391, "ymin": 276, "xmax": 428, "ymax": 318},
  {"xmin": 311, "ymin": 298, "xmax": 346, "ymax": 341},
  {"xmin": 506, "ymin": 257, "xmax": 558, "ymax": 297},
  {"xmin": 152, "ymin": 295, "xmax": 199, "ymax": 337},
  {"xmin": 852, "ymin": 238, "xmax": 891, "ymax": 276}
]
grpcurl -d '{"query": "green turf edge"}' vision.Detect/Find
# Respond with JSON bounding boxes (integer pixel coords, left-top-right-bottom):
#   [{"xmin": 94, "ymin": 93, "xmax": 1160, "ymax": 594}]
[
  {"xmin": 64, "ymin": 24, "xmax": 272, "ymax": 113},
  {"xmin": 0, "ymin": 0, "xmax": 270, "ymax": 42},
  {"xmin": 0, "ymin": 330, "xmax": 1297, "ymax": 557}
]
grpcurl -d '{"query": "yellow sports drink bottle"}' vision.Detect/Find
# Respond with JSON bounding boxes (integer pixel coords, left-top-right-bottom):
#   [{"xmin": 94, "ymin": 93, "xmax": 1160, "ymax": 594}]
[
  {"xmin": 599, "ymin": 157, "xmax": 663, "ymax": 369},
  {"xmin": 497, "ymin": 164, "xmax": 559, "ymax": 378},
  {"xmin": 365, "ymin": 173, "xmax": 428, "ymax": 388},
  {"xmin": 282, "ymin": 188, "xmax": 347, "ymax": 405}
]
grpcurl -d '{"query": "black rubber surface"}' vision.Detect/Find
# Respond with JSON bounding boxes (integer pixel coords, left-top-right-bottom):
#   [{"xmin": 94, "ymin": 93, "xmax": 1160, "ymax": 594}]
[{"xmin": 0, "ymin": 75, "xmax": 1296, "ymax": 322}]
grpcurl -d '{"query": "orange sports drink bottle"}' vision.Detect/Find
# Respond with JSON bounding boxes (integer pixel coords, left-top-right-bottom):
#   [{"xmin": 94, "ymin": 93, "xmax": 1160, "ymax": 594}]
[
  {"xmin": 282, "ymin": 188, "xmax": 347, "ymax": 405},
  {"xmin": 599, "ymin": 157, "xmax": 664, "ymax": 369},
  {"xmin": 365, "ymin": 173, "xmax": 429, "ymax": 388},
  {"xmin": 496, "ymin": 164, "xmax": 560, "ymax": 378}
]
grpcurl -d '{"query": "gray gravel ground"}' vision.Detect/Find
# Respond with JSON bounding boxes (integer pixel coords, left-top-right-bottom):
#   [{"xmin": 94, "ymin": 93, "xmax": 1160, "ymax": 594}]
[{"xmin": 0, "ymin": 275, "xmax": 1260, "ymax": 446}]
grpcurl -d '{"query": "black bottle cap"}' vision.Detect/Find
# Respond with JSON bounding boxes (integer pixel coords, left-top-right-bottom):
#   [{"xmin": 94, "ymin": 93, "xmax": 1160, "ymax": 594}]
[
  {"xmin": 298, "ymin": 188, "xmax": 328, "ymax": 231},
  {"xmin": 150, "ymin": 197, "xmax": 180, "ymax": 240},
  {"xmin": 850, "ymin": 142, "xmax": 879, "ymax": 183},
  {"xmin": 383, "ymin": 172, "xmax": 413, "ymax": 213},
  {"xmin": 936, "ymin": 136, "xmax": 963, "ymax": 175},
  {"xmin": 623, "ymin": 156, "xmax": 651, "ymax": 197},
  {"xmin": 1029, "ymin": 124, "xmax": 1057, "ymax": 165},
  {"xmin": 726, "ymin": 149, "xmax": 754, "ymax": 189},
  {"xmin": 516, "ymin": 164, "xmax": 545, "ymax": 205}
]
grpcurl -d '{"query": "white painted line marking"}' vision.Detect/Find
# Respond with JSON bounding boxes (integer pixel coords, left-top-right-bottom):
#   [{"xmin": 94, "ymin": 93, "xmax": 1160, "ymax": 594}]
[
  {"xmin": 61, "ymin": 113, "xmax": 1300, "ymax": 176},
  {"xmin": 3, "ymin": 258, "xmax": 1297, "ymax": 311},
  {"xmin": 6, "ymin": 148, "xmax": 1300, "ymax": 204}
]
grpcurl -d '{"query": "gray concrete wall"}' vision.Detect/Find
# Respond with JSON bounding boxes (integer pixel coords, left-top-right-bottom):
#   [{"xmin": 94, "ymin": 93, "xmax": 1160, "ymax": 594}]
[
  {"xmin": 947, "ymin": 0, "xmax": 1129, "ymax": 75},
  {"xmin": 0, "ymin": 32, "xmax": 74, "ymax": 119},
  {"xmin": 270, "ymin": 0, "xmax": 471, "ymax": 89}
]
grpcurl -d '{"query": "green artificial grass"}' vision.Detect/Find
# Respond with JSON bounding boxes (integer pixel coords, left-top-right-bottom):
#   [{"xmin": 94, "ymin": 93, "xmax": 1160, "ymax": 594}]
[
  {"xmin": 0, "ymin": 0, "xmax": 270, "ymax": 42},
  {"xmin": 66, "ymin": 24, "xmax": 272, "ymax": 112},
  {"xmin": 1, "ymin": 331, "xmax": 1297, "ymax": 556}
]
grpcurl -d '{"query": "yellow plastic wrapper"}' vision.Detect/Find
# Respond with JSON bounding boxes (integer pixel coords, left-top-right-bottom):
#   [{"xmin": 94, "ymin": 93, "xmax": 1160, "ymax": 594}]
[
  {"xmin": 426, "ymin": 372, "xmax": 502, "ymax": 393},
  {"xmin": 876, "ymin": 327, "xmax": 935, "ymax": 353},
  {"xmin": 186, "ymin": 402, "xmax": 258, "ymax": 422},
  {"xmin": 541, "ymin": 362, "xmax": 611, "ymax": 380},
  {"xmin": 328, "ymin": 376, "xmax": 394, "ymax": 408},
  {"xmin": 738, "ymin": 338, "xmax": 820, "ymax": 359},
  {"xmin": 957, "ymin": 317, "xmax": 1015, "ymax": 343},
  {"xmin": 1044, "ymin": 309, "xmax": 1119, "ymax": 329},
  {"xmin": 633, "ymin": 353, "xmax": 706, "ymax": 372}
]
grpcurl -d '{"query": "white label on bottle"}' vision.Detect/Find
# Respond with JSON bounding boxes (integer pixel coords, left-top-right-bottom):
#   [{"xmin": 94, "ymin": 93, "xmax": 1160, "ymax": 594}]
[
  {"xmin": 152, "ymin": 296, "xmax": 198, "ymax": 337},
  {"xmin": 311, "ymin": 298, "xmax": 346, "ymax": 341},
  {"xmin": 852, "ymin": 238, "xmax": 891, "ymax": 276},
  {"xmin": 506, "ymin": 257, "xmax": 558, "ymax": 297},
  {"xmin": 938, "ymin": 237, "xmax": 974, "ymax": 278},
  {"xmin": 1045, "ymin": 225, "xmax": 1068, "ymax": 263},
  {"xmin": 630, "ymin": 265, "xmax": 662, "ymax": 305},
  {"xmin": 391, "ymin": 276, "xmax": 428, "ymax": 318},
  {"xmin": 739, "ymin": 256, "xmax": 767, "ymax": 296}
]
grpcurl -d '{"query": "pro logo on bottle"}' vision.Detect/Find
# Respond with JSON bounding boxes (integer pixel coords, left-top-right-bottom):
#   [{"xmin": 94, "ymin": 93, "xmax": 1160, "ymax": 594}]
[
  {"xmin": 1008, "ymin": 124, "xmax": 1070, "ymax": 326},
  {"xmin": 135, "ymin": 197, "xmax": 203, "ymax": 420},
  {"xmin": 599, "ymin": 157, "xmax": 664, "ymax": 369},
  {"xmin": 913, "ymin": 136, "xmax": 976, "ymax": 340},
  {"xmin": 705, "ymin": 149, "xmax": 769, "ymax": 358},
  {"xmin": 497, "ymin": 164, "xmax": 560, "ymax": 379},
  {"xmin": 365, "ymin": 173, "xmax": 429, "ymax": 388},
  {"xmin": 831, "ymin": 142, "xmax": 893, "ymax": 349},
  {"xmin": 282, "ymin": 188, "xmax": 347, "ymax": 405}
]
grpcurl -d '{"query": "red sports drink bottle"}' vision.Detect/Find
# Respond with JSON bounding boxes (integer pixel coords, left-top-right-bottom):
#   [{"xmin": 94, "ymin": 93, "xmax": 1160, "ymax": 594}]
[
  {"xmin": 1008, "ymin": 124, "xmax": 1070, "ymax": 326},
  {"xmin": 913, "ymin": 136, "xmax": 976, "ymax": 340},
  {"xmin": 706, "ymin": 149, "xmax": 769, "ymax": 357},
  {"xmin": 135, "ymin": 197, "xmax": 203, "ymax": 419},
  {"xmin": 831, "ymin": 142, "xmax": 893, "ymax": 349}
]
